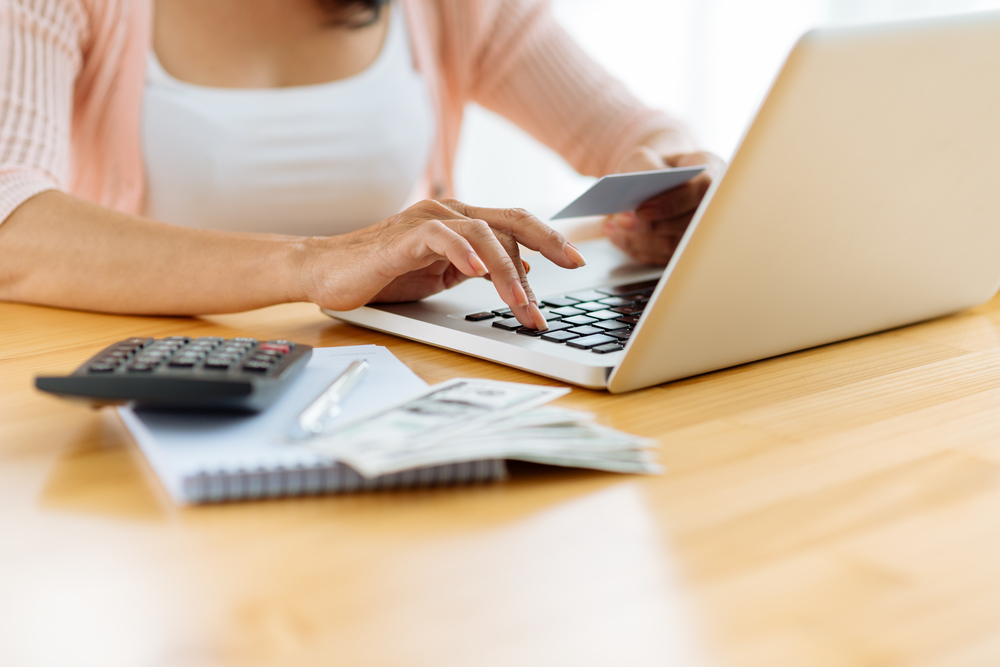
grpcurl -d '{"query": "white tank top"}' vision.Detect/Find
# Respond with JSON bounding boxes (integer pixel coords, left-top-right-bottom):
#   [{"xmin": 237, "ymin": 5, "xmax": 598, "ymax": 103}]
[{"xmin": 141, "ymin": 3, "xmax": 435, "ymax": 236}]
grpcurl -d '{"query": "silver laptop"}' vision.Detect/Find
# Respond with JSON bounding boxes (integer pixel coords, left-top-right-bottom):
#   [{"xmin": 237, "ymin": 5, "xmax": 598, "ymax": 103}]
[{"xmin": 324, "ymin": 12, "xmax": 1000, "ymax": 393}]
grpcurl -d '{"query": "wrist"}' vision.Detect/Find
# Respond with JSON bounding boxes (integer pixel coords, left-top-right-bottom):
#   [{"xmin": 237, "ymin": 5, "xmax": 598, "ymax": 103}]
[{"xmin": 287, "ymin": 235, "xmax": 331, "ymax": 305}]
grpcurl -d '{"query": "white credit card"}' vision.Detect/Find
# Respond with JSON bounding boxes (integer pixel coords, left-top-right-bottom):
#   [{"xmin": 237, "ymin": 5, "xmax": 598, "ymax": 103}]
[{"xmin": 551, "ymin": 166, "xmax": 706, "ymax": 220}]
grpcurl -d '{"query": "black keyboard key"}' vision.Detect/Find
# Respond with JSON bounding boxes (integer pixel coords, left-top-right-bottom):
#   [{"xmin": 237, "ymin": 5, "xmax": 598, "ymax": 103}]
[
  {"xmin": 566, "ymin": 334, "xmax": 617, "ymax": 349},
  {"xmin": 572, "ymin": 301, "xmax": 606, "ymax": 312},
  {"xmin": 540, "ymin": 296, "xmax": 579, "ymax": 308},
  {"xmin": 549, "ymin": 306, "xmax": 585, "ymax": 318},
  {"xmin": 596, "ymin": 279, "xmax": 659, "ymax": 296},
  {"xmin": 568, "ymin": 325, "xmax": 603, "ymax": 336},
  {"xmin": 562, "ymin": 315, "xmax": 598, "ymax": 326},
  {"xmin": 608, "ymin": 330, "xmax": 632, "ymax": 340},
  {"xmin": 492, "ymin": 308, "xmax": 515, "ymax": 318},
  {"xmin": 543, "ymin": 321, "xmax": 574, "ymax": 333},
  {"xmin": 616, "ymin": 315, "xmax": 641, "ymax": 325},
  {"xmin": 611, "ymin": 304, "xmax": 645, "ymax": 315},
  {"xmin": 566, "ymin": 289, "xmax": 606, "ymax": 302},
  {"xmin": 594, "ymin": 320, "xmax": 629, "ymax": 331},
  {"xmin": 585, "ymin": 309, "xmax": 621, "ymax": 321},
  {"xmin": 492, "ymin": 319, "xmax": 523, "ymax": 331},
  {"xmin": 465, "ymin": 312, "xmax": 495, "ymax": 322},
  {"xmin": 592, "ymin": 343, "xmax": 624, "ymax": 354},
  {"xmin": 541, "ymin": 330, "xmax": 580, "ymax": 343},
  {"xmin": 599, "ymin": 296, "xmax": 635, "ymax": 307},
  {"xmin": 515, "ymin": 327, "xmax": 546, "ymax": 337}
]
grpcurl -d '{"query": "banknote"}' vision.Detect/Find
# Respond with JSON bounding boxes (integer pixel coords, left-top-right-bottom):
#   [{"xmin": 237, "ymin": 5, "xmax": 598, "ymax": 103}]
[
  {"xmin": 303, "ymin": 379, "xmax": 570, "ymax": 475},
  {"xmin": 301, "ymin": 381, "xmax": 661, "ymax": 478}
]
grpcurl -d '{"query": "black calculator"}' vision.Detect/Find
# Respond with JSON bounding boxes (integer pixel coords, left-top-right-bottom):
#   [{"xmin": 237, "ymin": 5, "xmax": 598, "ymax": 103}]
[{"xmin": 35, "ymin": 337, "xmax": 312, "ymax": 412}]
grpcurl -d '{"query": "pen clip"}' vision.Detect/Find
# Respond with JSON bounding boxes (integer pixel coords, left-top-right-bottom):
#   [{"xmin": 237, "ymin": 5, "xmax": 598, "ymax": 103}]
[{"xmin": 296, "ymin": 359, "xmax": 369, "ymax": 437}]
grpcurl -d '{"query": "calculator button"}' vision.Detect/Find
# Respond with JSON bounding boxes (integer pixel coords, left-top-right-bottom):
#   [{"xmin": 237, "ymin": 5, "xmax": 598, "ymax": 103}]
[
  {"xmin": 168, "ymin": 358, "xmax": 199, "ymax": 367},
  {"xmin": 242, "ymin": 360, "xmax": 272, "ymax": 372},
  {"xmin": 592, "ymin": 343, "xmax": 624, "ymax": 354},
  {"xmin": 122, "ymin": 337, "xmax": 153, "ymax": 347},
  {"xmin": 88, "ymin": 363, "xmax": 117, "ymax": 372},
  {"xmin": 566, "ymin": 334, "xmax": 617, "ymax": 349},
  {"xmin": 204, "ymin": 358, "xmax": 235, "ymax": 369},
  {"xmin": 259, "ymin": 343, "xmax": 291, "ymax": 354},
  {"xmin": 465, "ymin": 312, "xmax": 495, "ymax": 322},
  {"xmin": 127, "ymin": 363, "xmax": 156, "ymax": 372}
]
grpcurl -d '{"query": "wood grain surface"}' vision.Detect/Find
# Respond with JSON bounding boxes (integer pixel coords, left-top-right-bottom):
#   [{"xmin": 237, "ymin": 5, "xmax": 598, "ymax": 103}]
[{"xmin": 2, "ymin": 297, "xmax": 1000, "ymax": 667}]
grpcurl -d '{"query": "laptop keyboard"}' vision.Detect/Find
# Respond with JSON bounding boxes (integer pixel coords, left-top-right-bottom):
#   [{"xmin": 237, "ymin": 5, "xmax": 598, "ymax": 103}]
[{"xmin": 464, "ymin": 279, "xmax": 658, "ymax": 355}]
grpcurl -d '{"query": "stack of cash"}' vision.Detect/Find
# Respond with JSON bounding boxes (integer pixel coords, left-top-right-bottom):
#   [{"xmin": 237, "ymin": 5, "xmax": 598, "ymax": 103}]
[{"xmin": 300, "ymin": 379, "xmax": 661, "ymax": 479}]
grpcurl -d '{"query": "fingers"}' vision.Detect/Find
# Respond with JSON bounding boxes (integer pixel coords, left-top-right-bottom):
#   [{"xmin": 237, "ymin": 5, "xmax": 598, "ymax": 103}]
[
  {"xmin": 441, "ymin": 200, "xmax": 586, "ymax": 270},
  {"xmin": 451, "ymin": 217, "xmax": 545, "ymax": 329},
  {"xmin": 604, "ymin": 211, "xmax": 692, "ymax": 266},
  {"xmin": 396, "ymin": 218, "xmax": 490, "ymax": 280},
  {"xmin": 618, "ymin": 145, "xmax": 667, "ymax": 173},
  {"xmin": 636, "ymin": 173, "xmax": 710, "ymax": 221}
]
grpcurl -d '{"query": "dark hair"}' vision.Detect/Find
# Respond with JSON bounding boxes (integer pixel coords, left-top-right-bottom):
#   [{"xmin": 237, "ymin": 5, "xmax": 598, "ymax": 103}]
[{"xmin": 316, "ymin": 0, "xmax": 391, "ymax": 28}]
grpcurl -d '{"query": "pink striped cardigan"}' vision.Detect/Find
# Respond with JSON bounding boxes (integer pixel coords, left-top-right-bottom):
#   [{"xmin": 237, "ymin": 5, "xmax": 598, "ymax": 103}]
[{"xmin": 0, "ymin": 0, "xmax": 693, "ymax": 224}]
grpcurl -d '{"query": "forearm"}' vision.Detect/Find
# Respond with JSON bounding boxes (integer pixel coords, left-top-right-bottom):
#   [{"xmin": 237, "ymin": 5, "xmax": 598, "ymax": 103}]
[{"xmin": 0, "ymin": 191, "xmax": 312, "ymax": 315}]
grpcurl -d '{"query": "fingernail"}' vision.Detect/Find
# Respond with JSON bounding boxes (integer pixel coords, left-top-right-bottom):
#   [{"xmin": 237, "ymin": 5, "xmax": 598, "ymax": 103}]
[
  {"xmin": 528, "ymin": 302, "xmax": 549, "ymax": 330},
  {"xmin": 468, "ymin": 252, "xmax": 488, "ymax": 276},
  {"xmin": 512, "ymin": 281, "xmax": 530, "ymax": 307},
  {"xmin": 564, "ymin": 242, "xmax": 587, "ymax": 268}
]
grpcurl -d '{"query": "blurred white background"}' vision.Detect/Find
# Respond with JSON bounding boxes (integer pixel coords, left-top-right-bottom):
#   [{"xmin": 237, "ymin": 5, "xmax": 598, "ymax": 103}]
[{"xmin": 453, "ymin": 0, "xmax": 1000, "ymax": 223}]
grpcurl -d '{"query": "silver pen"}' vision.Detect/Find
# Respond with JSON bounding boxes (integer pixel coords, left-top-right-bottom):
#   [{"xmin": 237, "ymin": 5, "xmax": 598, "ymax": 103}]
[{"xmin": 297, "ymin": 359, "xmax": 369, "ymax": 435}]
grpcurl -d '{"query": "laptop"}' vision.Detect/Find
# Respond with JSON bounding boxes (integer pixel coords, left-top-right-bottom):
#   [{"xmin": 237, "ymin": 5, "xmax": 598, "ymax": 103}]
[{"xmin": 324, "ymin": 11, "xmax": 1000, "ymax": 393}]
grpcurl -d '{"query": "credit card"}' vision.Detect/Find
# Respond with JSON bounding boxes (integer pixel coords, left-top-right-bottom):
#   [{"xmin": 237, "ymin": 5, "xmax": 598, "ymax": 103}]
[{"xmin": 551, "ymin": 166, "xmax": 706, "ymax": 220}]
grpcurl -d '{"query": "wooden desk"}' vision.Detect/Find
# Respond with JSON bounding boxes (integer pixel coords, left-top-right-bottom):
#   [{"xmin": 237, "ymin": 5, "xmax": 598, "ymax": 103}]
[{"xmin": 3, "ymin": 297, "xmax": 1000, "ymax": 667}]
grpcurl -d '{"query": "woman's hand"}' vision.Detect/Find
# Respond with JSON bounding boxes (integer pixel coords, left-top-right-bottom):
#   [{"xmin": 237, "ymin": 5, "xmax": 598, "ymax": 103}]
[
  {"xmin": 604, "ymin": 148, "xmax": 724, "ymax": 266},
  {"xmin": 303, "ymin": 199, "xmax": 587, "ymax": 329}
]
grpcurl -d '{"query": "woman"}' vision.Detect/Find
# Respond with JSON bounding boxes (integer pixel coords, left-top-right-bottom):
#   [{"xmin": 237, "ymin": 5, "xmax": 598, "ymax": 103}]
[{"xmin": 0, "ymin": 0, "xmax": 717, "ymax": 331}]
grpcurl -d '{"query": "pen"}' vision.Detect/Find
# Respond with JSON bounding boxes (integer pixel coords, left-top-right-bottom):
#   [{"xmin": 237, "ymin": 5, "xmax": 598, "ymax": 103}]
[{"xmin": 297, "ymin": 359, "xmax": 369, "ymax": 435}]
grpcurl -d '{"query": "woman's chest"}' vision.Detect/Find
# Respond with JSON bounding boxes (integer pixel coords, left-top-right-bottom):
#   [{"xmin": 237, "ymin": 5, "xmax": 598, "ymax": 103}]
[{"xmin": 152, "ymin": 0, "xmax": 390, "ymax": 88}]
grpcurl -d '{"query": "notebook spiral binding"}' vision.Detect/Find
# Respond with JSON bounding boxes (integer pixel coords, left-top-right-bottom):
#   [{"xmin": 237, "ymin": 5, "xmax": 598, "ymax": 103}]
[{"xmin": 182, "ymin": 459, "xmax": 508, "ymax": 503}]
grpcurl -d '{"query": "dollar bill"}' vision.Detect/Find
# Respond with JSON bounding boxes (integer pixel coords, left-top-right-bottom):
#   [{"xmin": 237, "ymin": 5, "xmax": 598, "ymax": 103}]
[
  {"xmin": 299, "ymin": 380, "xmax": 661, "ymax": 478},
  {"xmin": 303, "ymin": 379, "xmax": 569, "ymax": 475}
]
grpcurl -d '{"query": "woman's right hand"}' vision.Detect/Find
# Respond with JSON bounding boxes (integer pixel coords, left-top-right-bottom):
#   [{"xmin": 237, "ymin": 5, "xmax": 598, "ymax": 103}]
[{"xmin": 302, "ymin": 199, "xmax": 588, "ymax": 330}]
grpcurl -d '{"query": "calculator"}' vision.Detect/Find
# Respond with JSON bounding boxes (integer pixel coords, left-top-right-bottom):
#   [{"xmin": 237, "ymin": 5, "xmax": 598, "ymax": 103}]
[{"xmin": 35, "ymin": 337, "xmax": 312, "ymax": 412}]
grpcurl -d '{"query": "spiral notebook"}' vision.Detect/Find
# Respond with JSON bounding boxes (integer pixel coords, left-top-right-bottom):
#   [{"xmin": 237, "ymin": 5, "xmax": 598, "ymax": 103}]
[{"xmin": 117, "ymin": 345, "xmax": 506, "ymax": 504}]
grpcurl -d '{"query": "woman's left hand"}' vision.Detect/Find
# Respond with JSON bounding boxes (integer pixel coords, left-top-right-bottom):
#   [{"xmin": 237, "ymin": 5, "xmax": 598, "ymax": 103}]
[{"xmin": 603, "ymin": 148, "xmax": 724, "ymax": 266}]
